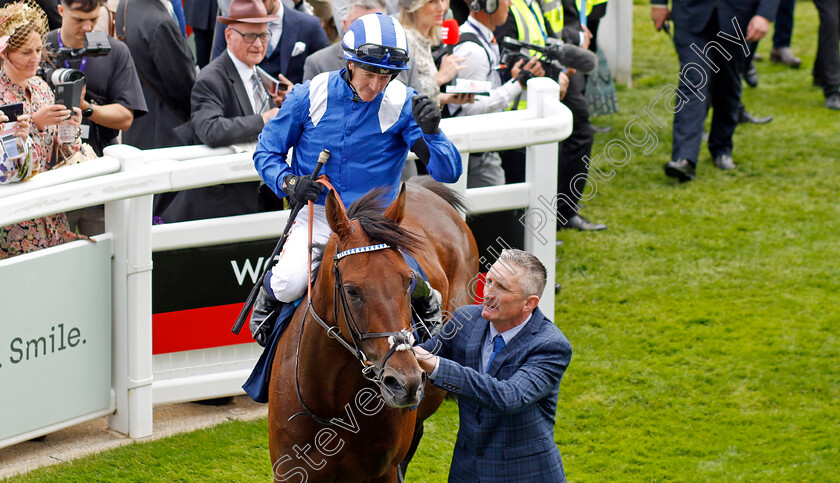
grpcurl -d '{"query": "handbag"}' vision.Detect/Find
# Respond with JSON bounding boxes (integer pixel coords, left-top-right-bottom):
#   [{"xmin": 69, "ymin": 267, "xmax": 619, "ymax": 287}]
[{"xmin": 586, "ymin": 46, "xmax": 619, "ymax": 117}]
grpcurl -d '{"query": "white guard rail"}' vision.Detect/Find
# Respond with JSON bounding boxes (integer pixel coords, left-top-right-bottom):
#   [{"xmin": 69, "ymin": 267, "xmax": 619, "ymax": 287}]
[{"xmin": 0, "ymin": 78, "xmax": 570, "ymax": 446}]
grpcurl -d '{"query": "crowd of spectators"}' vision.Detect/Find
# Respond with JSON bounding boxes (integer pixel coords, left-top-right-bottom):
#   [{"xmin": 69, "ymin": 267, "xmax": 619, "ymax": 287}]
[{"xmin": 1, "ymin": 0, "xmax": 838, "ymax": 257}]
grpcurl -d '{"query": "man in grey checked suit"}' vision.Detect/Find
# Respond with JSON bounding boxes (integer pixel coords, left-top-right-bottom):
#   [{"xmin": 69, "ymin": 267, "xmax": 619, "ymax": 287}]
[
  {"xmin": 415, "ymin": 249, "xmax": 572, "ymax": 482},
  {"xmin": 158, "ymin": 0, "xmax": 291, "ymax": 223}
]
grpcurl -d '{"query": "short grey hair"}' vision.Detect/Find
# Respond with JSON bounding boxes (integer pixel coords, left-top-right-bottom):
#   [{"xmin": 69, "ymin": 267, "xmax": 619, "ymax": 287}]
[
  {"xmin": 497, "ymin": 249, "xmax": 547, "ymax": 298},
  {"xmin": 348, "ymin": 0, "xmax": 386, "ymax": 12}
]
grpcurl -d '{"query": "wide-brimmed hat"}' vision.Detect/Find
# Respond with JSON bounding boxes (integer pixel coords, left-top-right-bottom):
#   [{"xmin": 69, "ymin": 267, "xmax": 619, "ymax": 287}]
[{"xmin": 217, "ymin": 0, "xmax": 279, "ymax": 25}]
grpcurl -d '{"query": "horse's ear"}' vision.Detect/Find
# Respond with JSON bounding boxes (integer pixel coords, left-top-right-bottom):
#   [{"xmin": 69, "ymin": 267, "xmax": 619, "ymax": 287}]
[
  {"xmin": 326, "ymin": 189, "xmax": 351, "ymax": 238},
  {"xmin": 383, "ymin": 183, "xmax": 407, "ymax": 224}
]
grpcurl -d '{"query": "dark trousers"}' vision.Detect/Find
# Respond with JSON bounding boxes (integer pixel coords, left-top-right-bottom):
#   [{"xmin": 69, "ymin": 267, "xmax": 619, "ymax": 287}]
[
  {"xmin": 814, "ymin": 0, "xmax": 840, "ymax": 97},
  {"xmin": 772, "ymin": 0, "xmax": 796, "ymax": 48},
  {"xmin": 672, "ymin": 11, "xmax": 747, "ymax": 162},
  {"xmin": 586, "ymin": 3, "xmax": 609, "ymax": 53},
  {"xmin": 193, "ymin": 28, "xmax": 215, "ymax": 68}
]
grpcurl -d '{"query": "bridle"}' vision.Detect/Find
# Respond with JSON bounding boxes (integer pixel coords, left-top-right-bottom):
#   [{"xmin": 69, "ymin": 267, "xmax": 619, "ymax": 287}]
[
  {"xmin": 307, "ymin": 242, "xmax": 416, "ymax": 383},
  {"xmin": 290, "ymin": 178, "xmax": 418, "ymax": 424}
]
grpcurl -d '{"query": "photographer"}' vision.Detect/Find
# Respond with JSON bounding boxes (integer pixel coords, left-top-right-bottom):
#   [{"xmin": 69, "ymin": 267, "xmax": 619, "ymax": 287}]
[
  {"xmin": 494, "ymin": 0, "xmax": 607, "ymax": 231},
  {"xmin": 449, "ymin": 0, "xmax": 555, "ymax": 188},
  {"xmin": 46, "ymin": 0, "xmax": 147, "ymax": 157}
]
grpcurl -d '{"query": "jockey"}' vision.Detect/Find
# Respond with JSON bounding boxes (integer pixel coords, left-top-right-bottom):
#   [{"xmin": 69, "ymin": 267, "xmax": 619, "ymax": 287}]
[{"xmin": 251, "ymin": 13, "xmax": 463, "ymax": 346}]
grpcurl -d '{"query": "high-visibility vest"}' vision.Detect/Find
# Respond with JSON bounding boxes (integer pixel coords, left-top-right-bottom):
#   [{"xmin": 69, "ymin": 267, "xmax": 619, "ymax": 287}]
[
  {"xmin": 540, "ymin": 0, "xmax": 564, "ymax": 34},
  {"xmin": 577, "ymin": 0, "xmax": 607, "ymax": 17},
  {"xmin": 509, "ymin": 0, "xmax": 547, "ymax": 110}
]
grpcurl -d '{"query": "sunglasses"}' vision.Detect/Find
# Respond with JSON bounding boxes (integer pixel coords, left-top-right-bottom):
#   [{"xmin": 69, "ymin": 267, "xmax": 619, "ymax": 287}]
[
  {"xmin": 346, "ymin": 43, "xmax": 409, "ymax": 66},
  {"xmin": 229, "ymin": 28, "xmax": 271, "ymax": 44}
]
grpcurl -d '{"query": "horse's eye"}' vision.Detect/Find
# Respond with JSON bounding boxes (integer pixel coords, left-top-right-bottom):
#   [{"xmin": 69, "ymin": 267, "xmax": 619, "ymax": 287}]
[{"xmin": 345, "ymin": 287, "xmax": 361, "ymax": 300}]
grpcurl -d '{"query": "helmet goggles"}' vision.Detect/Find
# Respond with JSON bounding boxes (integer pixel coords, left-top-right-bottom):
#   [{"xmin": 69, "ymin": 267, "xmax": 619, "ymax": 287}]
[{"xmin": 346, "ymin": 43, "xmax": 410, "ymax": 67}]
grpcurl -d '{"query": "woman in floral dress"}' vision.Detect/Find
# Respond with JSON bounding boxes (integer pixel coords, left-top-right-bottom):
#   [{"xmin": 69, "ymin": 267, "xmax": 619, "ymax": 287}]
[{"xmin": 0, "ymin": 1, "xmax": 84, "ymax": 259}]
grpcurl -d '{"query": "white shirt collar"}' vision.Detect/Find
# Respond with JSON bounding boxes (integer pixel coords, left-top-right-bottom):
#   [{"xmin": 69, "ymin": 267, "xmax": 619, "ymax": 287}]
[
  {"xmin": 227, "ymin": 49, "xmax": 257, "ymax": 83},
  {"xmin": 489, "ymin": 311, "xmax": 533, "ymax": 346}
]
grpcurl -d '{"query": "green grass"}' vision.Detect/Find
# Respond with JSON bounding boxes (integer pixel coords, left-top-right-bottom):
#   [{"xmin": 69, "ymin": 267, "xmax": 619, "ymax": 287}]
[{"xmin": 8, "ymin": 3, "xmax": 839, "ymax": 481}]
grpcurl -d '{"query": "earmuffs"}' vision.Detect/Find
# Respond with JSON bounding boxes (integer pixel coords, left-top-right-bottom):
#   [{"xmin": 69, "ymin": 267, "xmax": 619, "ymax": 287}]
[{"xmin": 469, "ymin": 0, "xmax": 499, "ymax": 15}]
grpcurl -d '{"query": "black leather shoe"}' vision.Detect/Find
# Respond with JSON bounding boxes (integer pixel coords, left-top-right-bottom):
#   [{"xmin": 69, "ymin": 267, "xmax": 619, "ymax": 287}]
[
  {"xmin": 738, "ymin": 105, "xmax": 773, "ymax": 124},
  {"xmin": 560, "ymin": 214, "xmax": 607, "ymax": 231},
  {"xmin": 770, "ymin": 47, "xmax": 801, "ymax": 67},
  {"xmin": 743, "ymin": 61, "xmax": 759, "ymax": 87},
  {"xmin": 664, "ymin": 158, "xmax": 696, "ymax": 182},
  {"xmin": 713, "ymin": 153, "xmax": 736, "ymax": 170},
  {"xmin": 825, "ymin": 94, "xmax": 840, "ymax": 111}
]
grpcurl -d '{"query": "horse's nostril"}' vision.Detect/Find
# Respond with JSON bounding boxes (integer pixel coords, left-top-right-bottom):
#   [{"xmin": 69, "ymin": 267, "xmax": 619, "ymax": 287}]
[{"xmin": 383, "ymin": 375, "xmax": 404, "ymax": 394}]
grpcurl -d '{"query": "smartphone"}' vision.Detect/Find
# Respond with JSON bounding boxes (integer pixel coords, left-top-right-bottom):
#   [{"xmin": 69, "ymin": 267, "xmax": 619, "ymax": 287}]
[{"xmin": 0, "ymin": 102, "xmax": 23, "ymax": 122}]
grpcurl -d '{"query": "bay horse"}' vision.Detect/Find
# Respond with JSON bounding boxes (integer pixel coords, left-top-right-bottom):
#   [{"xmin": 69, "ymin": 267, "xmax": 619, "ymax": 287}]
[{"xmin": 268, "ymin": 177, "xmax": 479, "ymax": 482}]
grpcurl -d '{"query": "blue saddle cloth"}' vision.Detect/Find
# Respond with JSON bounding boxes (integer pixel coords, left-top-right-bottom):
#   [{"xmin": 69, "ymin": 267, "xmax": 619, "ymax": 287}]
[
  {"xmin": 242, "ymin": 251, "xmax": 427, "ymax": 403},
  {"xmin": 242, "ymin": 300, "xmax": 298, "ymax": 403}
]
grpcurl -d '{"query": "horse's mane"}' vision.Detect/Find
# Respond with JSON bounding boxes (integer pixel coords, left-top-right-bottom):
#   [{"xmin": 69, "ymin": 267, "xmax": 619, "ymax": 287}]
[
  {"xmin": 345, "ymin": 187, "xmax": 424, "ymax": 254},
  {"xmin": 407, "ymin": 175, "xmax": 469, "ymax": 214}
]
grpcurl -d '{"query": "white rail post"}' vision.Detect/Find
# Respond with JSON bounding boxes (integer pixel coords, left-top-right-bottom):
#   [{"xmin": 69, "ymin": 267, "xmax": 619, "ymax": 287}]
[
  {"xmin": 524, "ymin": 78, "xmax": 559, "ymax": 317},
  {"xmin": 104, "ymin": 145, "xmax": 154, "ymax": 438}
]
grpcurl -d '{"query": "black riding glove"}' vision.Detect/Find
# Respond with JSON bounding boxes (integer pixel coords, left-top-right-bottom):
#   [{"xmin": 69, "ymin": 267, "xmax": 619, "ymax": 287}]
[
  {"xmin": 282, "ymin": 174, "xmax": 322, "ymax": 205},
  {"xmin": 412, "ymin": 95, "xmax": 440, "ymax": 135},
  {"xmin": 516, "ymin": 68, "xmax": 535, "ymax": 89}
]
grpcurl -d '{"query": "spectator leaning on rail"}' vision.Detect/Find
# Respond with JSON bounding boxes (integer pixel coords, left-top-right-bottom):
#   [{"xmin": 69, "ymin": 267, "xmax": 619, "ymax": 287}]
[
  {"xmin": 494, "ymin": 0, "xmax": 607, "ymax": 231},
  {"xmin": 413, "ymin": 249, "xmax": 572, "ymax": 482},
  {"xmin": 158, "ymin": 0, "xmax": 294, "ymax": 224},
  {"xmin": 0, "ymin": 0, "xmax": 86, "ymax": 259},
  {"xmin": 211, "ymin": 0, "xmax": 330, "ymax": 86},
  {"xmin": 448, "ymin": 0, "xmax": 555, "ymax": 188},
  {"xmin": 249, "ymin": 13, "xmax": 462, "ymax": 345}
]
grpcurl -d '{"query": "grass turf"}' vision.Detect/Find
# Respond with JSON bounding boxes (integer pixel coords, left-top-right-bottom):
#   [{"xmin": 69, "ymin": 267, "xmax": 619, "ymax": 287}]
[{"xmin": 7, "ymin": 2, "xmax": 839, "ymax": 481}]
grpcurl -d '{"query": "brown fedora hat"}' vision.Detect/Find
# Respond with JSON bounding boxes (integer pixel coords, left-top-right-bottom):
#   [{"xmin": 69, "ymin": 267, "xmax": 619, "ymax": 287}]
[{"xmin": 217, "ymin": 0, "xmax": 280, "ymax": 25}]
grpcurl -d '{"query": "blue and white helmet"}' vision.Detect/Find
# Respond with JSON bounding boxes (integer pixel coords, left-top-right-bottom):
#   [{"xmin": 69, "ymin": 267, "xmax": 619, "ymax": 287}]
[{"xmin": 342, "ymin": 13, "xmax": 410, "ymax": 75}]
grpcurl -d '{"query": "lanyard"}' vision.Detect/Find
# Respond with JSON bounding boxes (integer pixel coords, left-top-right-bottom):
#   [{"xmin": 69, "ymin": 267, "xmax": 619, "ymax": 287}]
[
  {"xmin": 56, "ymin": 33, "xmax": 87, "ymax": 73},
  {"xmin": 580, "ymin": 0, "xmax": 587, "ymax": 27},
  {"xmin": 466, "ymin": 17, "xmax": 500, "ymax": 65},
  {"xmin": 526, "ymin": 2, "xmax": 548, "ymax": 42}
]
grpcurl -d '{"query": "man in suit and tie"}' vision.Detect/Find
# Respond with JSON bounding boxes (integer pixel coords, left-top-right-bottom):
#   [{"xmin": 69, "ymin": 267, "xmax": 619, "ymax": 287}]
[
  {"xmin": 651, "ymin": 0, "xmax": 777, "ymax": 182},
  {"xmin": 213, "ymin": 0, "xmax": 330, "ymax": 85},
  {"xmin": 157, "ymin": 0, "xmax": 291, "ymax": 223},
  {"xmin": 414, "ymin": 249, "xmax": 572, "ymax": 482}
]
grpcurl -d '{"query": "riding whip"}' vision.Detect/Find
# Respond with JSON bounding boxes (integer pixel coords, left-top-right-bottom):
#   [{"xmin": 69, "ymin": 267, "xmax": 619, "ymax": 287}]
[{"xmin": 232, "ymin": 149, "xmax": 331, "ymax": 335}]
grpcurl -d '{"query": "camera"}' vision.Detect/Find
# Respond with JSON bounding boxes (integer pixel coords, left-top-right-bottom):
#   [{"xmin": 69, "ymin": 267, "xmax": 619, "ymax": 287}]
[{"xmin": 38, "ymin": 32, "xmax": 112, "ymax": 90}]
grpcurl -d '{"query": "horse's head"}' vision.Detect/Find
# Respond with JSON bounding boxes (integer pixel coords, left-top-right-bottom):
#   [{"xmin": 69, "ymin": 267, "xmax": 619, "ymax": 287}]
[{"xmin": 321, "ymin": 184, "xmax": 426, "ymax": 408}]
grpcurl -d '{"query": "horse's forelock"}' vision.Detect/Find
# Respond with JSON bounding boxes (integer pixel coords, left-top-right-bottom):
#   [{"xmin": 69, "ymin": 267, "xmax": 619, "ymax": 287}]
[{"xmin": 344, "ymin": 187, "xmax": 424, "ymax": 254}]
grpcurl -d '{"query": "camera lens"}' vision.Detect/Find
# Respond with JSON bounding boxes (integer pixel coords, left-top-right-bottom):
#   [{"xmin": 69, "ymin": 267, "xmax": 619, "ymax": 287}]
[{"xmin": 50, "ymin": 68, "xmax": 85, "ymax": 85}]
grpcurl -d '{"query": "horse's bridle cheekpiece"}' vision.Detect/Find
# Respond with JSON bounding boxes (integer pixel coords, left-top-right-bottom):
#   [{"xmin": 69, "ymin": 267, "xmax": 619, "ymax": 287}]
[{"xmin": 291, "ymin": 238, "xmax": 420, "ymax": 424}]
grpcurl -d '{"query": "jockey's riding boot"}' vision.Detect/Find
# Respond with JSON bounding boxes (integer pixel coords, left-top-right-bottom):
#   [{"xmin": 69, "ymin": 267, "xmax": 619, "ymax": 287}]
[
  {"xmin": 410, "ymin": 269, "xmax": 443, "ymax": 340},
  {"xmin": 250, "ymin": 285, "xmax": 282, "ymax": 347}
]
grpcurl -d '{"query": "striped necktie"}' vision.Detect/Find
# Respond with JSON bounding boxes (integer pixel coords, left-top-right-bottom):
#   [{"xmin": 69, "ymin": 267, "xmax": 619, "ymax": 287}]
[
  {"xmin": 485, "ymin": 335, "xmax": 505, "ymax": 373},
  {"xmin": 251, "ymin": 72, "xmax": 271, "ymax": 114}
]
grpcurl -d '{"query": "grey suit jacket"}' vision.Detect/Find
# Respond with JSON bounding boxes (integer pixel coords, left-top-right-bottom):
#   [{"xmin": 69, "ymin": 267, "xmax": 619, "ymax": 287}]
[
  {"xmin": 191, "ymin": 51, "xmax": 266, "ymax": 147},
  {"xmin": 155, "ymin": 52, "xmax": 269, "ymax": 223}
]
